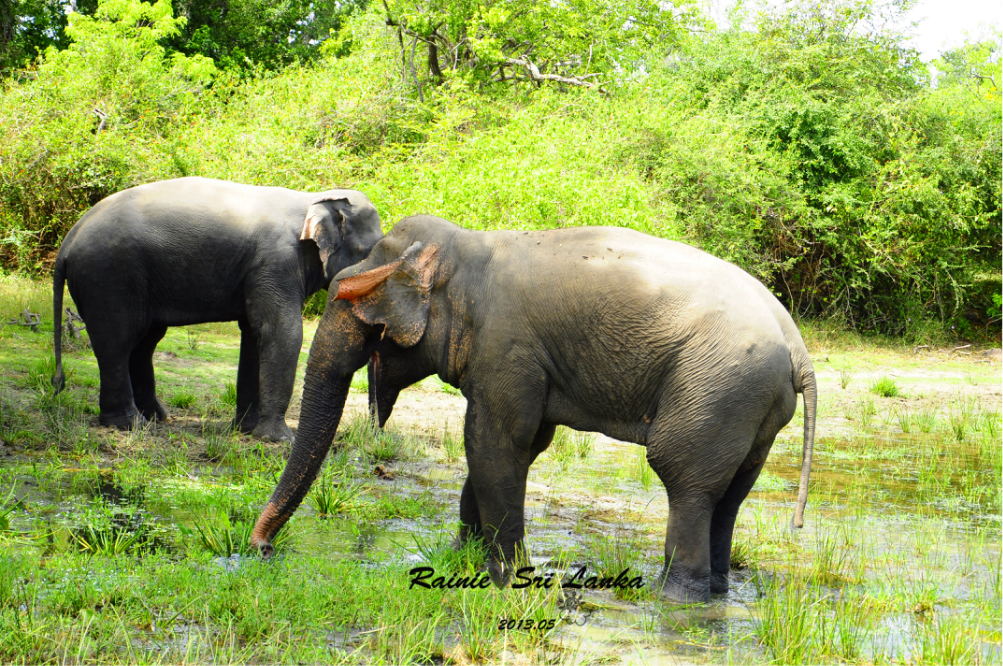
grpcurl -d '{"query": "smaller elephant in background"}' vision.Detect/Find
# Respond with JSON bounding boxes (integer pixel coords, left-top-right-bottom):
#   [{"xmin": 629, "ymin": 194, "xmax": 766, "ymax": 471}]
[{"xmin": 52, "ymin": 177, "xmax": 383, "ymax": 442}]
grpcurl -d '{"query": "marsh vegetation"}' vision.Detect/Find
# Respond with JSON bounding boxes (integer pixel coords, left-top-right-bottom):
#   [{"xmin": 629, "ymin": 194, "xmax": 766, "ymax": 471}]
[{"xmin": 0, "ymin": 275, "xmax": 999, "ymax": 664}]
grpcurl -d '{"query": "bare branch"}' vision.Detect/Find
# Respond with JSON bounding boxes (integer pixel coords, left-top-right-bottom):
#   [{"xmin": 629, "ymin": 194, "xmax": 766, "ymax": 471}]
[
  {"xmin": 970, "ymin": 70, "xmax": 999, "ymax": 90},
  {"xmin": 504, "ymin": 57, "xmax": 602, "ymax": 90}
]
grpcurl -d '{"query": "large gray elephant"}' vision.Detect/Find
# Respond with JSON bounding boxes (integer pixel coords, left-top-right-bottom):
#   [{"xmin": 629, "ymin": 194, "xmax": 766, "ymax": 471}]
[
  {"xmin": 51, "ymin": 177, "xmax": 383, "ymax": 442},
  {"xmin": 251, "ymin": 216, "xmax": 816, "ymax": 602}
]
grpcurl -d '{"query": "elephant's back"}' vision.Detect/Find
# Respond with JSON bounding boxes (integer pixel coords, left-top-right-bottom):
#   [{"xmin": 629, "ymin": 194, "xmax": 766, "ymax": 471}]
[
  {"xmin": 60, "ymin": 178, "xmax": 311, "ymax": 273},
  {"xmin": 70, "ymin": 178, "xmax": 308, "ymax": 240},
  {"xmin": 495, "ymin": 226, "xmax": 786, "ymax": 338},
  {"xmin": 481, "ymin": 227, "xmax": 796, "ymax": 432}
]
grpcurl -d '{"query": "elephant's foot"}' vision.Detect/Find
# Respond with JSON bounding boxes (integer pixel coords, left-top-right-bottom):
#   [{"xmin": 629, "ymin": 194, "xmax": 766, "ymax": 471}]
[
  {"xmin": 485, "ymin": 541, "xmax": 530, "ymax": 588},
  {"xmin": 251, "ymin": 418, "xmax": 294, "ymax": 444},
  {"xmin": 657, "ymin": 570, "xmax": 710, "ymax": 604},
  {"xmin": 137, "ymin": 398, "xmax": 167, "ymax": 422},
  {"xmin": 99, "ymin": 409, "xmax": 148, "ymax": 431},
  {"xmin": 487, "ymin": 558, "xmax": 513, "ymax": 588},
  {"xmin": 710, "ymin": 570, "xmax": 729, "ymax": 595}
]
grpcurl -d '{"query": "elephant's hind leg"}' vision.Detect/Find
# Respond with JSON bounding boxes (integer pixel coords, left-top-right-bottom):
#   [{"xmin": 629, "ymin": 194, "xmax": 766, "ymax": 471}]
[
  {"xmin": 708, "ymin": 460, "xmax": 765, "ymax": 594},
  {"xmin": 234, "ymin": 319, "xmax": 261, "ymax": 433},
  {"xmin": 709, "ymin": 392, "xmax": 796, "ymax": 593},
  {"xmin": 646, "ymin": 416, "xmax": 757, "ymax": 603},
  {"xmin": 89, "ymin": 321, "xmax": 144, "ymax": 429},
  {"xmin": 130, "ymin": 324, "xmax": 168, "ymax": 422}
]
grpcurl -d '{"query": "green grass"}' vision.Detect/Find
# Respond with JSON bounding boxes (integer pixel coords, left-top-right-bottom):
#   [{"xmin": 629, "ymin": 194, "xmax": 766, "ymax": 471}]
[
  {"xmin": 220, "ymin": 381, "xmax": 238, "ymax": 407},
  {"xmin": 633, "ymin": 445, "xmax": 656, "ymax": 490},
  {"xmin": 440, "ymin": 425, "xmax": 463, "ymax": 462},
  {"xmin": 839, "ymin": 367, "xmax": 853, "ymax": 389},
  {"xmin": 167, "ymin": 387, "xmax": 198, "ymax": 409},
  {"xmin": 350, "ymin": 367, "xmax": 369, "ymax": 392},
  {"xmin": 182, "ymin": 507, "xmax": 292, "ymax": 557},
  {"xmin": 585, "ymin": 529, "xmax": 650, "ymax": 601},
  {"xmin": 70, "ymin": 522, "xmax": 147, "ymax": 556},
  {"xmin": 548, "ymin": 426, "xmax": 578, "ymax": 470},
  {"xmin": 309, "ymin": 473, "xmax": 366, "ymax": 516},
  {"xmin": 870, "ymin": 376, "xmax": 900, "ymax": 397},
  {"xmin": 0, "ymin": 277, "xmax": 999, "ymax": 664}
]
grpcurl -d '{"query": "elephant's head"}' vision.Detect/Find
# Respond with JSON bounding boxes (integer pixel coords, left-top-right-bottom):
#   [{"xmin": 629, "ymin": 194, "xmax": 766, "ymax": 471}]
[
  {"xmin": 300, "ymin": 190, "xmax": 384, "ymax": 285},
  {"xmin": 252, "ymin": 216, "xmax": 466, "ymax": 555}
]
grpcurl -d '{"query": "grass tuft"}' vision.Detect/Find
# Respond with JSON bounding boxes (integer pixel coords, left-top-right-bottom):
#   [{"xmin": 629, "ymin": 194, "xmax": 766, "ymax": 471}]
[
  {"xmin": 586, "ymin": 529, "xmax": 649, "ymax": 601},
  {"xmin": 441, "ymin": 425, "xmax": 463, "ymax": 463},
  {"xmin": 309, "ymin": 474, "xmax": 366, "ymax": 516},
  {"xmin": 168, "ymin": 388, "xmax": 198, "ymax": 409},
  {"xmin": 182, "ymin": 497, "xmax": 291, "ymax": 557},
  {"xmin": 869, "ymin": 376, "xmax": 899, "ymax": 397},
  {"xmin": 549, "ymin": 427, "xmax": 577, "ymax": 470},
  {"xmin": 220, "ymin": 382, "xmax": 238, "ymax": 407}
]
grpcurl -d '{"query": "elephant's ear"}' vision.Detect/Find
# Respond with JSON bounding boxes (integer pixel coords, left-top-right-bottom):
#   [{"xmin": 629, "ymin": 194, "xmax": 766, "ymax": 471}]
[
  {"xmin": 334, "ymin": 242, "xmax": 438, "ymax": 348},
  {"xmin": 300, "ymin": 197, "xmax": 349, "ymax": 274}
]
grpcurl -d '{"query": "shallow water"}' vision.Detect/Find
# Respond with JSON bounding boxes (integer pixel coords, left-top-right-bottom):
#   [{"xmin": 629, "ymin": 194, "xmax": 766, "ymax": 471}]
[{"xmin": 0, "ymin": 420, "xmax": 999, "ymax": 664}]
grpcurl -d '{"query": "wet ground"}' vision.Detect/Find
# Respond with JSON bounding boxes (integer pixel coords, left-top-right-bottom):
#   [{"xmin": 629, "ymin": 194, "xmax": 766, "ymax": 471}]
[
  {"xmin": 1, "ymin": 397, "xmax": 999, "ymax": 664},
  {"xmin": 0, "ymin": 320, "xmax": 1000, "ymax": 663}
]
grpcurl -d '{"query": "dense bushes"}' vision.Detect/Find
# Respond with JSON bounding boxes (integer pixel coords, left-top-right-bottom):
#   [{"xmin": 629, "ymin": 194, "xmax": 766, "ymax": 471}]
[{"xmin": 0, "ymin": 0, "xmax": 999, "ymax": 337}]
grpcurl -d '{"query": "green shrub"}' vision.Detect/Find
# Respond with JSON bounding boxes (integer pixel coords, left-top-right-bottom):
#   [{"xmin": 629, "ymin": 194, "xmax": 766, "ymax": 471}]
[{"xmin": 0, "ymin": 0, "xmax": 998, "ymax": 337}]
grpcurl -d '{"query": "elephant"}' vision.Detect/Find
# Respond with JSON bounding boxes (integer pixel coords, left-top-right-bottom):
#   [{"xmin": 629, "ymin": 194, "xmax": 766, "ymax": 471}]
[
  {"xmin": 251, "ymin": 215, "xmax": 816, "ymax": 602},
  {"xmin": 51, "ymin": 176, "xmax": 384, "ymax": 443}
]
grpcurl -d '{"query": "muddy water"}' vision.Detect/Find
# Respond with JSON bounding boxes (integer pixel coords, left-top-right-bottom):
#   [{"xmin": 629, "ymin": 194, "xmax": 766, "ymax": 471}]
[{"xmin": 1, "ymin": 423, "xmax": 999, "ymax": 664}]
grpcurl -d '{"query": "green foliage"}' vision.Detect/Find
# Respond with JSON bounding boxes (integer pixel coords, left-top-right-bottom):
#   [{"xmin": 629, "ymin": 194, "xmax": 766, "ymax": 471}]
[
  {"xmin": 0, "ymin": 0, "xmax": 94, "ymax": 75},
  {"xmin": 0, "ymin": 0, "xmax": 998, "ymax": 336},
  {"xmin": 308, "ymin": 473, "xmax": 365, "ymax": 516},
  {"xmin": 655, "ymin": 2, "xmax": 1001, "ymax": 333},
  {"xmin": 167, "ymin": 0, "xmax": 365, "ymax": 72},
  {"xmin": 0, "ymin": 0, "xmax": 215, "ymax": 270},
  {"xmin": 381, "ymin": 0, "xmax": 704, "ymax": 89}
]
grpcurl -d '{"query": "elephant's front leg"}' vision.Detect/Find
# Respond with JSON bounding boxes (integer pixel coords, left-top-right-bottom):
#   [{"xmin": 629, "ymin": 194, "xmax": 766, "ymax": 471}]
[
  {"xmin": 455, "ymin": 422, "xmax": 555, "ymax": 554},
  {"xmin": 246, "ymin": 299, "xmax": 303, "ymax": 443},
  {"xmin": 455, "ymin": 477, "xmax": 483, "ymax": 548},
  {"xmin": 462, "ymin": 398, "xmax": 549, "ymax": 586}
]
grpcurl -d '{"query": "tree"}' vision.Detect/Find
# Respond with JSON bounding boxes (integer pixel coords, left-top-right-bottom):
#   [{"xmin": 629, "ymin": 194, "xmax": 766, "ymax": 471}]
[
  {"xmin": 0, "ymin": 0, "xmax": 97, "ymax": 74},
  {"xmin": 166, "ymin": 0, "xmax": 367, "ymax": 71},
  {"xmin": 380, "ymin": 0, "xmax": 705, "ymax": 92}
]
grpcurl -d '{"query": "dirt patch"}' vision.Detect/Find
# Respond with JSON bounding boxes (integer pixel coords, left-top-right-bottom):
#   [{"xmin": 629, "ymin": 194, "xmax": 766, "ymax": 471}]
[{"xmin": 288, "ymin": 381, "xmax": 468, "ymax": 439}]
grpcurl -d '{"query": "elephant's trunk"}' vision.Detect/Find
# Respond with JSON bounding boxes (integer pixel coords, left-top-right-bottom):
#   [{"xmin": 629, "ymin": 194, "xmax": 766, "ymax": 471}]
[
  {"xmin": 251, "ymin": 304, "xmax": 371, "ymax": 555},
  {"xmin": 251, "ymin": 366, "xmax": 351, "ymax": 556}
]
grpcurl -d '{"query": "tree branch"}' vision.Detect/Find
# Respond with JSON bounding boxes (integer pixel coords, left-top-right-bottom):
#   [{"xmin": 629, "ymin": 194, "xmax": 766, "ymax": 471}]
[{"xmin": 504, "ymin": 57, "xmax": 602, "ymax": 90}]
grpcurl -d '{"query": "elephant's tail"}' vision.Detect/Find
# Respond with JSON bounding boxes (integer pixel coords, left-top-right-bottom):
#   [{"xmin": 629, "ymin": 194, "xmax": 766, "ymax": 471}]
[
  {"xmin": 52, "ymin": 255, "xmax": 66, "ymax": 394},
  {"xmin": 791, "ymin": 352, "xmax": 816, "ymax": 529}
]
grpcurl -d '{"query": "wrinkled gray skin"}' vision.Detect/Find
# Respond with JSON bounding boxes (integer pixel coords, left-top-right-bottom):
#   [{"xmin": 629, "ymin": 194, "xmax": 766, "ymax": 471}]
[
  {"xmin": 51, "ymin": 177, "xmax": 383, "ymax": 442},
  {"xmin": 252, "ymin": 216, "xmax": 816, "ymax": 602}
]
